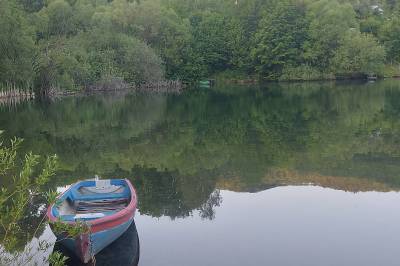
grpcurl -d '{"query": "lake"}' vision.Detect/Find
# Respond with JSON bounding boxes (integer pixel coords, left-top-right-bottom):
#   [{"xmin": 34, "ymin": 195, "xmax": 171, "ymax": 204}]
[{"xmin": 1, "ymin": 80, "xmax": 400, "ymax": 265}]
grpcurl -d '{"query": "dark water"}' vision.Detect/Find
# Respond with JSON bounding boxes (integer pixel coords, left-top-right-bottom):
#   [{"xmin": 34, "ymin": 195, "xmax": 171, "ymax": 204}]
[
  {"xmin": 1, "ymin": 80, "xmax": 400, "ymax": 265},
  {"xmin": 54, "ymin": 221, "xmax": 140, "ymax": 266}
]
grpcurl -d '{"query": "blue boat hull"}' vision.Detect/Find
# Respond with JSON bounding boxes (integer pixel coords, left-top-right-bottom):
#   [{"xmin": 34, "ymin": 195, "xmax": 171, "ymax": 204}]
[
  {"xmin": 53, "ymin": 221, "xmax": 140, "ymax": 266},
  {"xmin": 57, "ymin": 217, "xmax": 134, "ymax": 260}
]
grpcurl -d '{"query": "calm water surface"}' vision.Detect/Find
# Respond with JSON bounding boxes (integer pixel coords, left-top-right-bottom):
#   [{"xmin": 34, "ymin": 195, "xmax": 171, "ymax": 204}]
[{"xmin": 1, "ymin": 80, "xmax": 400, "ymax": 265}]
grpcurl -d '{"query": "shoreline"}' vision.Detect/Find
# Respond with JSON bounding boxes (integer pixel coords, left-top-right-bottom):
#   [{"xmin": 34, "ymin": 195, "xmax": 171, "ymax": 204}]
[
  {"xmin": 1, "ymin": 76, "xmax": 400, "ymax": 104},
  {"xmin": 217, "ymin": 75, "xmax": 400, "ymax": 85}
]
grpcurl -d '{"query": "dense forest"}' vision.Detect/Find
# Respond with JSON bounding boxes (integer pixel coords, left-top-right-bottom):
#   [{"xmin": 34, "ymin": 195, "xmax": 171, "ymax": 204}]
[{"xmin": 1, "ymin": 0, "xmax": 400, "ymax": 92}]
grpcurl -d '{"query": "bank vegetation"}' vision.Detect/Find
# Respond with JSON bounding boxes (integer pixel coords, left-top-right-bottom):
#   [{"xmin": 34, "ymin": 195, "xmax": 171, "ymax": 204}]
[{"xmin": 1, "ymin": 0, "xmax": 400, "ymax": 93}]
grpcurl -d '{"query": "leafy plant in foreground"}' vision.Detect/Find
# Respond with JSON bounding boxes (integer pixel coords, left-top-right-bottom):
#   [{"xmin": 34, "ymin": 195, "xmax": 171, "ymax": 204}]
[{"xmin": 0, "ymin": 131, "xmax": 69, "ymax": 265}]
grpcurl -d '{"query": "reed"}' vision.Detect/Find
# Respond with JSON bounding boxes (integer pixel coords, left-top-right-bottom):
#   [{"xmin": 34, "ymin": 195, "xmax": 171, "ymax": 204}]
[{"xmin": 0, "ymin": 83, "xmax": 35, "ymax": 100}]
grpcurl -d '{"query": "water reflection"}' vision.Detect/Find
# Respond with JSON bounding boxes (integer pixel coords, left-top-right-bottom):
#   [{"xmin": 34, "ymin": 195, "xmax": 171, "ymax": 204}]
[
  {"xmin": 52, "ymin": 221, "xmax": 140, "ymax": 266},
  {"xmin": 1, "ymin": 80, "xmax": 400, "ymax": 264},
  {"xmin": 137, "ymin": 187, "xmax": 400, "ymax": 266}
]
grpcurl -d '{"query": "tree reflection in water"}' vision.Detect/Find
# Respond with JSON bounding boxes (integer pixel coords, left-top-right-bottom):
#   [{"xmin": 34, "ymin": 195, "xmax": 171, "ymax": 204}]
[
  {"xmin": 199, "ymin": 190, "xmax": 222, "ymax": 220},
  {"xmin": 2, "ymin": 80, "xmax": 400, "ymax": 259}
]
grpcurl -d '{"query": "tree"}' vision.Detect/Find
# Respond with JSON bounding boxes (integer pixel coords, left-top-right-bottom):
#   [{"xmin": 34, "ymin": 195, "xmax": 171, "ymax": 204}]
[
  {"xmin": 360, "ymin": 16, "xmax": 383, "ymax": 36},
  {"xmin": 2, "ymin": 0, "xmax": 400, "ymax": 88},
  {"xmin": 35, "ymin": 38, "xmax": 92, "ymax": 92},
  {"xmin": 379, "ymin": 15, "xmax": 400, "ymax": 63},
  {"xmin": 190, "ymin": 12, "xmax": 235, "ymax": 75},
  {"xmin": 120, "ymin": 0, "xmax": 195, "ymax": 80},
  {"xmin": 0, "ymin": 0, "xmax": 36, "ymax": 88},
  {"xmin": 83, "ymin": 29, "xmax": 164, "ymax": 84},
  {"xmin": 18, "ymin": 0, "xmax": 45, "ymax": 12},
  {"xmin": 331, "ymin": 31, "xmax": 386, "ymax": 76},
  {"xmin": 304, "ymin": 0, "xmax": 358, "ymax": 69},
  {"xmin": 251, "ymin": 0, "xmax": 309, "ymax": 79},
  {"xmin": 45, "ymin": 0, "xmax": 75, "ymax": 36}
]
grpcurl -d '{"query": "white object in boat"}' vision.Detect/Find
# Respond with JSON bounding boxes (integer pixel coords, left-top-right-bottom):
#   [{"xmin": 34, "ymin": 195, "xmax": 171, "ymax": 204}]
[
  {"xmin": 83, "ymin": 179, "xmax": 121, "ymax": 194},
  {"xmin": 74, "ymin": 213, "xmax": 105, "ymax": 219},
  {"xmin": 96, "ymin": 179, "xmax": 111, "ymax": 189}
]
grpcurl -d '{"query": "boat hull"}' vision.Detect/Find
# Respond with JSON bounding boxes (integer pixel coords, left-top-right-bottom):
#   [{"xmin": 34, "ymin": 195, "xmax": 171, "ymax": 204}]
[
  {"xmin": 53, "ymin": 221, "xmax": 140, "ymax": 266},
  {"xmin": 57, "ymin": 216, "xmax": 134, "ymax": 263}
]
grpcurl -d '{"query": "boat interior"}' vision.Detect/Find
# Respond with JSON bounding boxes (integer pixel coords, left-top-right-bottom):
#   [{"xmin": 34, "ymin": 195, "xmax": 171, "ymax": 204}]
[{"xmin": 52, "ymin": 179, "xmax": 131, "ymax": 221}]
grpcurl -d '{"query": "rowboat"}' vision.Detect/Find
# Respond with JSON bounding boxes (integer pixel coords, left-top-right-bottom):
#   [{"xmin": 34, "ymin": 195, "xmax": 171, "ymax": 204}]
[
  {"xmin": 47, "ymin": 178, "xmax": 137, "ymax": 263},
  {"xmin": 53, "ymin": 221, "xmax": 140, "ymax": 266}
]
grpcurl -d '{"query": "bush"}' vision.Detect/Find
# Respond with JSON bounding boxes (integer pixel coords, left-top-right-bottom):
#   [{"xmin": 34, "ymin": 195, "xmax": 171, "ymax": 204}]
[
  {"xmin": 0, "ymin": 131, "xmax": 60, "ymax": 265},
  {"xmin": 330, "ymin": 31, "xmax": 386, "ymax": 76}
]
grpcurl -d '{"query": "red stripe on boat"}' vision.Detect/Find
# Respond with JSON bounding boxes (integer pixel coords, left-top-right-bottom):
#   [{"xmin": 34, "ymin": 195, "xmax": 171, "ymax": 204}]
[{"xmin": 47, "ymin": 179, "xmax": 137, "ymax": 233}]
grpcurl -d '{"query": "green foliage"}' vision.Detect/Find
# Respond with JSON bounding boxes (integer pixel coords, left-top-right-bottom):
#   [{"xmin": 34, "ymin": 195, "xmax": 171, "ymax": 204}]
[
  {"xmin": 304, "ymin": 0, "xmax": 358, "ymax": 69},
  {"xmin": 331, "ymin": 31, "xmax": 386, "ymax": 76},
  {"xmin": 46, "ymin": 190, "xmax": 59, "ymax": 205},
  {"xmin": 0, "ymin": 0, "xmax": 36, "ymax": 88},
  {"xmin": 45, "ymin": 0, "xmax": 75, "ymax": 36},
  {"xmin": 80, "ymin": 29, "xmax": 164, "ymax": 84},
  {"xmin": 252, "ymin": 0, "xmax": 309, "ymax": 79},
  {"xmin": 380, "ymin": 15, "xmax": 400, "ymax": 63},
  {"xmin": 50, "ymin": 219, "xmax": 90, "ymax": 238},
  {"xmin": 0, "ymin": 135, "xmax": 22, "ymax": 175},
  {"xmin": 0, "ymin": 132, "xmax": 58, "ymax": 264},
  {"xmin": 360, "ymin": 16, "xmax": 383, "ymax": 36},
  {"xmin": 382, "ymin": 64, "xmax": 400, "ymax": 78},
  {"xmin": 0, "ymin": 131, "xmax": 86, "ymax": 265},
  {"xmin": 191, "ymin": 12, "xmax": 233, "ymax": 75},
  {"xmin": 0, "ymin": 0, "xmax": 400, "ymax": 87},
  {"xmin": 48, "ymin": 251, "xmax": 68, "ymax": 266},
  {"xmin": 33, "ymin": 37, "xmax": 86, "ymax": 92}
]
